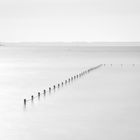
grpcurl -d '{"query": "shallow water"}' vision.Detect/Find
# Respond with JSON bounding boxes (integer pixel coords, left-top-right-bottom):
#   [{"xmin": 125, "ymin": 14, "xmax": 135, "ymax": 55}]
[{"xmin": 0, "ymin": 46, "xmax": 140, "ymax": 140}]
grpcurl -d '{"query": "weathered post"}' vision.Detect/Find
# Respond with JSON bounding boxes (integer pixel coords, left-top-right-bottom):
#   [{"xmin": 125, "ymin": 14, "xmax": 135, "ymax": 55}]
[
  {"xmin": 24, "ymin": 99, "xmax": 26, "ymax": 106},
  {"xmin": 38, "ymin": 92, "xmax": 40, "ymax": 99},
  {"xmin": 65, "ymin": 80, "xmax": 67, "ymax": 84},
  {"xmin": 58, "ymin": 83, "xmax": 60, "ymax": 88},
  {"xmin": 49, "ymin": 87, "xmax": 51, "ymax": 93},
  {"xmin": 43, "ymin": 90, "xmax": 46, "ymax": 96},
  {"xmin": 31, "ymin": 95, "xmax": 34, "ymax": 101},
  {"xmin": 61, "ymin": 82, "xmax": 64, "ymax": 86}
]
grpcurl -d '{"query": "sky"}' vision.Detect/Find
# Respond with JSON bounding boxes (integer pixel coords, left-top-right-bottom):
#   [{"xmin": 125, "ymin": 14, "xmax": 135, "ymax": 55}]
[{"xmin": 0, "ymin": 0, "xmax": 140, "ymax": 42}]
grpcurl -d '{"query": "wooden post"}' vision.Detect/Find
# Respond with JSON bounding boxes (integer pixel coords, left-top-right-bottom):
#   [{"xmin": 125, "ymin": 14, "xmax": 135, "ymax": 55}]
[
  {"xmin": 38, "ymin": 92, "xmax": 40, "ymax": 99},
  {"xmin": 58, "ymin": 84, "xmax": 60, "ymax": 88},
  {"xmin": 31, "ymin": 95, "xmax": 34, "ymax": 101},
  {"xmin": 43, "ymin": 90, "xmax": 46, "ymax": 95},
  {"xmin": 61, "ymin": 82, "xmax": 63, "ymax": 86},
  {"xmin": 24, "ymin": 99, "xmax": 26, "ymax": 106},
  {"xmin": 49, "ymin": 87, "xmax": 51, "ymax": 92},
  {"xmin": 65, "ymin": 80, "xmax": 67, "ymax": 84}
]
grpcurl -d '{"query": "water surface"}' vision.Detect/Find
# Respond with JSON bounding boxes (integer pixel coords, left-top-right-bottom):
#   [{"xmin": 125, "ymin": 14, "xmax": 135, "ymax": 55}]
[{"xmin": 0, "ymin": 46, "xmax": 140, "ymax": 140}]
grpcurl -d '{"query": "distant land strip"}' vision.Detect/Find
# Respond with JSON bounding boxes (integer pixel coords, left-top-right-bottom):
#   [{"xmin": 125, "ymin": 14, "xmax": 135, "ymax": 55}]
[{"xmin": 1, "ymin": 42, "xmax": 140, "ymax": 52}]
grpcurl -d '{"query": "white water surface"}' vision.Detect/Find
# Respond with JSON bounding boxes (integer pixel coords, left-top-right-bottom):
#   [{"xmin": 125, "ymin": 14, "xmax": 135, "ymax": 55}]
[{"xmin": 0, "ymin": 46, "xmax": 140, "ymax": 140}]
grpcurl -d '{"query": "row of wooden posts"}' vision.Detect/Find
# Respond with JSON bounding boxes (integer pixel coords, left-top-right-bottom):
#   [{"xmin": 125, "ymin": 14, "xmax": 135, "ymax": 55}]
[
  {"xmin": 23, "ymin": 63, "xmax": 137, "ymax": 106},
  {"xmin": 23, "ymin": 64, "xmax": 103, "ymax": 106},
  {"xmin": 103, "ymin": 64, "xmax": 136, "ymax": 66}
]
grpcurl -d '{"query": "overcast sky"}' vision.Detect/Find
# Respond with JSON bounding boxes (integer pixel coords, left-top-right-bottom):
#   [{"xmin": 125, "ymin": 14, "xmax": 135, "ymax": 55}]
[{"xmin": 0, "ymin": 0, "xmax": 140, "ymax": 42}]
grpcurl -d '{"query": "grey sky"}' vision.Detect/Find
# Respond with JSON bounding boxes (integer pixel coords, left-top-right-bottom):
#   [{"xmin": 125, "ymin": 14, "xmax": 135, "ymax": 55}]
[{"xmin": 0, "ymin": 0, "xmax": 140, "ymax": 42}]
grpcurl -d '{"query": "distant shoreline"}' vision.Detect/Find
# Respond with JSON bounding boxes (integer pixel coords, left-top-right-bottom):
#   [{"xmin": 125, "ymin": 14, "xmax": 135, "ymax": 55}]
[
  {"xmin": 1, "ymin": 42, "xmax": 140, "ymax": 47},
  {"xmin": 1, "ymin": 42, "xmax": 140, "ymax": 52}
]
